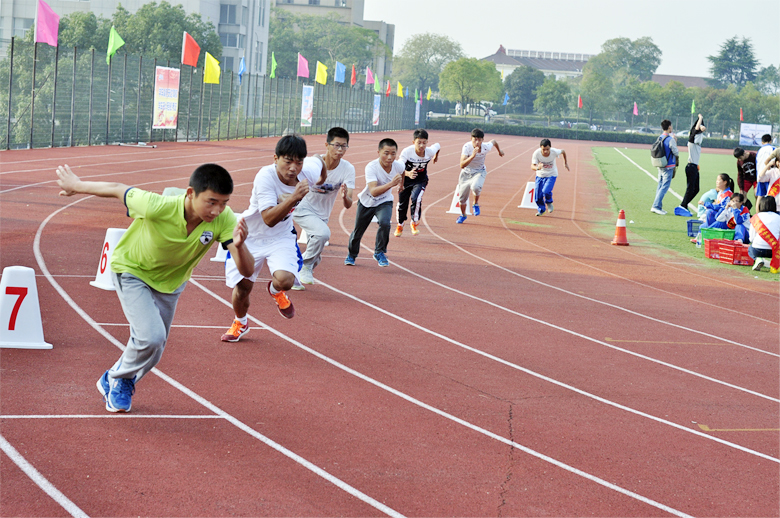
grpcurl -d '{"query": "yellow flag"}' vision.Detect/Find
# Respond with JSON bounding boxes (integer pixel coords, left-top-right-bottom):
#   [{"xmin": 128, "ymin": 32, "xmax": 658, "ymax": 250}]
[
  {"xmin": 315, "ymin": 61, "xmax": 328, "ymax": 85},
  {"xmin": 397, "ymin": 81, "xmax": 403, "ymax": 97},
  {"xmin": 204, "ymin": 52, "xmax": 220, "ymax": 84},
  {"xmin": 427, "ymin": 87, "xmax": 432, "ymax": 100}
]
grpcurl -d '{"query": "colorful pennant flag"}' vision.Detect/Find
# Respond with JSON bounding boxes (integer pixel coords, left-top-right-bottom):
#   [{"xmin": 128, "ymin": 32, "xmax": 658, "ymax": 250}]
[
  {"xmin": 334, "ymin": 62, "xmax": 346, "ymax": 83},
  {"xmin": 415, "ymin": 89, "xmax": 419, "ymax": 103},
  {"xmin": 577, "ymin": 95, "xmax": 583, "ymax": 109},
  {"xmin": 350, "ymin": 65, "xmax": 356, "ymax": 86},
  {"xmin": 691, "ymin": 99, "xmax": 695, "ymax": 114},
  {"xmin": 427, "ymin": 87, "xmax": 432, "ymax": 100},
  {"xmin": 397, "ymin": 81, "xmax": 403, "ymax": 97},
  {"xmin": 374, "ymin": 78, "xmax": 381, "ymax": 93},
  {"xmin": 385, "ymin": 80, "xmax": 391, "ymax": 97},
  {"xmin": 181, "ymin": 31, "xmax": 200, "ymax": 67},
  {"xmin": 503, "ymin": 92, "xmax": 509, "ymax": 106},
  {"xmin": 35, "ymin": 0, "xmax": 59, "ymax": 47},
  {"xmin": 204, "ymin": 52, "xmax": 220, "ymax": 84},
  {"xmin": 740, "ymin": 107, "xmax": 743, "ymax": 121},
  {"xmin": 270, "ymin": 52, "xmax": 277, "ymax": 79},
  {"xmin": 238, "ymin": 56, "xmax": 246, "ymax": 84},
  {"xmin": 365, "ymin": 66, "xmax": 375, "ymax": 85},
  {"xmin": 297, "ymin": 53, "xmax": 309, "ymax": 78},
  {"xmin": 315, "ymin": 61, "xmax": 328, "ymax": 85},
  {"xmin": 106, "ymin": 26, "xmax": 125, "ymax": 65},
  {"xmin": 633, "ymin": 102, "xmax": 638, "ymax": 116}
]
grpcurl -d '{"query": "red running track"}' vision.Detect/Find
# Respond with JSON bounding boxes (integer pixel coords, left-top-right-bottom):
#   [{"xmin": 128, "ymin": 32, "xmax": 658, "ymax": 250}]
[{"xmin": 0, "ymin": 131, "xmax": 778, "ymax": 517}]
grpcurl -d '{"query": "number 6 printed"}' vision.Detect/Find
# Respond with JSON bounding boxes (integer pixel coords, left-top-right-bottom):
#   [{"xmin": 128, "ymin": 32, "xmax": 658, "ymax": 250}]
[{"xmin": 5, "ymin": 287, "xmax": 28, "ymax": 331}]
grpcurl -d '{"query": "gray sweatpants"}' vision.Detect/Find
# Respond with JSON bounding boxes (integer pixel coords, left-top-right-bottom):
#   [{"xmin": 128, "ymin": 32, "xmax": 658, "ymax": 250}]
[
  {"xmin": 108, "ymin": 272, "xmax": 186, "ymax": 384},
  {"xmin": 294, "ymin": 208, "xmax": 331, "ymax": 270}
]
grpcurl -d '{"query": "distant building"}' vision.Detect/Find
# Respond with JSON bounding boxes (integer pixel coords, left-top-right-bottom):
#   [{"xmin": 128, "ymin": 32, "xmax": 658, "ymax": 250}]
[
  {"xmin": 0, "ymin": 0, "xmax": 272, "ymax": 75},
  {"xmin": 482, "ymin": 45, "xmax": 593, "ymax": 80},
  {"xmin": 273, "ymin": 0, "xmax": 394, "ymax": 79},
  {"xmin": 651, "ymin": 74, "xmax": 709, "ymax": 89}
]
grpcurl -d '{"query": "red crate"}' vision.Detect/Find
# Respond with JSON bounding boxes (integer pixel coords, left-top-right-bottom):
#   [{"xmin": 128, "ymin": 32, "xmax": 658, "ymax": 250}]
[
  {"xmin": 719, "ymin": 242, "xmax": 752, "ymax": 265},
  {"xmin": 704, "ymin": 238, "xmax": 730, "ymax": 259}
]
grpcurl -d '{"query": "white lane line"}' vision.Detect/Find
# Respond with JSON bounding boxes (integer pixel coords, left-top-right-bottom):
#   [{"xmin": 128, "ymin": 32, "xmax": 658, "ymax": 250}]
[
  {"xmin": 0, "ymin": 433, "xmax": 89, "ymax": 518},
  {"xmin": 308, "ymin": 278, "xmax": 778, "ymax": 464},
  {"xmin": 613, "ymin": 147, "xmax": 688, "ymax": 206},
  {"xmin": 1, "ymin": 415, "xmax": 223, "ymax": 419},
  {"xmin": 96, "ymin": 323, "xmax": 270, "ymax": 330},
  {"xmin": 32, "ymin": 198, "xmax": 405, "ymax": 518},
  {"xmin": 189, "ymin": 279, "xmax": 694, "ymax": 518}
]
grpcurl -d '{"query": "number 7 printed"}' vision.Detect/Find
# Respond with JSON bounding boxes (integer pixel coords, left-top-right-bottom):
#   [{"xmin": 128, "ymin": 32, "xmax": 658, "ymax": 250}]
[{"xmin": 5, "ymin": 287, "xmax": 28, "ymax": 331}]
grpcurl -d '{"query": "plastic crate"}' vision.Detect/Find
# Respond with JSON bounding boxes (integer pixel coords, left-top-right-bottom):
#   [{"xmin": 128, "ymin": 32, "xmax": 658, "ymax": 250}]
[
  {"xmin": 687, "ymin": 219, "xmax": 702, "ymax": 237},
  {"xmin": 718, "ymin": 242, "xmax": 752, "ymax": 265},
  {"xmin": 700, "ymin": 227, "xmax": 735, "ymax": 241},
  {"xmin": 704, "ymin": 238, "xmax": 731, "ymax": 259}
]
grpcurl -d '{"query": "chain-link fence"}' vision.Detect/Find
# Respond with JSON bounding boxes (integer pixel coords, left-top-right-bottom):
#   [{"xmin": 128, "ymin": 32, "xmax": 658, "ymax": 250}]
[{"xmin": 1, "ymin": 38, "xmax": 425, "ymax": 150}]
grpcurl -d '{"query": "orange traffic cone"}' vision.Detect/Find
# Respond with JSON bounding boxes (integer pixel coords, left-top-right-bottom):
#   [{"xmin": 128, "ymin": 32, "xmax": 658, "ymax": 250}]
[{"xmin": 611, "ymin": 210, "xmax": 629, "ymax": 246}]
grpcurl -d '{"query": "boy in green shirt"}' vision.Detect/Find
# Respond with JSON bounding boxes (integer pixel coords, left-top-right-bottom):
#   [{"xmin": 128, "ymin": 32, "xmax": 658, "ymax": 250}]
[{"xmin": 56, "ymin": 163, "xmax": 253, "ymax": 412}]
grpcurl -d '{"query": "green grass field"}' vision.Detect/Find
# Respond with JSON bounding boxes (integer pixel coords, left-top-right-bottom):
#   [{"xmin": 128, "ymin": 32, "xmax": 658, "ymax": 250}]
[{"xmin": 591, "ymin": 145, "xmax": 776, "ymax": 280}]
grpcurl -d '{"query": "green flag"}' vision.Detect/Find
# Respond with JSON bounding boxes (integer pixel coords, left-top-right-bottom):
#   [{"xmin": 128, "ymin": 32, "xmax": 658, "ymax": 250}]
[
  {"xmin": 374, "ymin": 78, "xmax": 381, "ymax": 93},
  {"xmin": 270, "ymin": 52, "xmax": 277, "ymax": 79},
  {"xmin": 106, "ymin": 26, "xmax": 125, "ymax": 65},
  {"xmin": 691, "ymin": 99, "xmax": 695, "ymax": 114}
]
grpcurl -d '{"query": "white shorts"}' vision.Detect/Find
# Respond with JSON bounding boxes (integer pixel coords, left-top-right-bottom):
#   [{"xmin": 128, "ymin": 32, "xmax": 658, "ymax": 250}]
[
  {"xmin": 225, "ymin": 235, "xmax": 300, "ymax": 288},
  {"xmin": 458, "ymin": 169, "xmax": 487, "ymax": 204}
]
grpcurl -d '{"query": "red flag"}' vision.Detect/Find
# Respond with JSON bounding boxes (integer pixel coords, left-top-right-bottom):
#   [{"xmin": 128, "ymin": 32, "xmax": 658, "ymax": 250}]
[
  {"xmin": 740, "ymin": 107, "xmax": 743, "ymax": 121},
  {"xmin": 577, "ymin": 95, "xmax": 583, "ymax": 109},
  {"xmin": 350, "ymin": 65, "xmax": 356, "ymax": 86},
  {"xmin": 385, "ymin": 80, "xmax": 391, "ymax": 97},
  {"xmin": 181, "ymin": 32, "xmax": 200, "ymax": 67}
]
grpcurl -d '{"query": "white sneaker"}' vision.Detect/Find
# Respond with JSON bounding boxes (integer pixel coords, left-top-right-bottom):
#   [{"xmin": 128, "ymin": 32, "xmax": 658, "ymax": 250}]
[
  {"xmin": 291, "ymin": 278, "xmax": 305, "ymax": 291},
  {"xmin": 752, "ymin": 258, "xmax": 764, "ymax": 272},
  {"xmin": 650, "ymin": 207, "xmax": 667, "ymax": 215},
  {"xmin": 299, "ymin": 266, "xmax": 314, "ymax": 285}
]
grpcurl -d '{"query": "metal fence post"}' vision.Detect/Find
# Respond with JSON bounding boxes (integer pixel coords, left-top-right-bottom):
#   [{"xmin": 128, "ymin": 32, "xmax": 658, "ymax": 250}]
[
  {"xmin": 30, "ymin": 42, "xmax": 38, "ymax": 148},
  {"xmin": 88, "ymin": 49, "xmax": 94, "ymax": 145},
  {"xmin": 6, "ymin": 37, "xmax": 14, "ymax": 150},
  {"xmin": 69, "ymin": 46, "xmax": 76, "ymax": 146}
]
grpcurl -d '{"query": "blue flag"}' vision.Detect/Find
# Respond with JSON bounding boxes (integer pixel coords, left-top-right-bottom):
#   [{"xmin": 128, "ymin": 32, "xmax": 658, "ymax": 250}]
[
  {"xmin": 405, "ymin": 87, "xmax": 409, "ymax": 98},
  {"xmin": 334, "ymin": 62, "xmax": 346, "ymax": 83},
  {"xmin": 238, "ymin": 57, "xmax": 246, "ymax": 84},
  {"xmin": 503, "ymin": 92, "xmax": 509, "ymax": 106}
]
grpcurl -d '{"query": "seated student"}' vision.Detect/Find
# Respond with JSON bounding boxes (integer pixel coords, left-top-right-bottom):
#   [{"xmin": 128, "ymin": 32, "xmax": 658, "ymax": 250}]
[
  {"xmin": 748, "ymin": 197, "xmax": 780, "ymax": 273},
  {"xmin": 696, "ymin": 188, "xmax": 718, "ymax": 220},
  {"xmin": 698, "ymin": 173, "xmax": 734, "ymax": 226},
  {"xmin": 700, "ymin": 193, "xmax": 751, "ymax": 242}
]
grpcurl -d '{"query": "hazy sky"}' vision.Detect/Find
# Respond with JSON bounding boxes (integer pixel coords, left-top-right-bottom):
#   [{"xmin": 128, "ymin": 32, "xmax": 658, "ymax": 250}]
[{"xmin": 363, "ymin": 0, "xmax": 780, "ymax": 78}]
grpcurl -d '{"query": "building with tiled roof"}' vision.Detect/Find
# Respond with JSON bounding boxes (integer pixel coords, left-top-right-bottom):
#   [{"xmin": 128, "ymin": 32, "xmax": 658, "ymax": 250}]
[{"xmin": 482, "ymin": 45, "xmax": 593, "ymax": 80}]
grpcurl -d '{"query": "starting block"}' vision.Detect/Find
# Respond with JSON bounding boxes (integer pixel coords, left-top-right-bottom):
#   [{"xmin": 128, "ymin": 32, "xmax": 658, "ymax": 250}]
[
  {"xmin": 0, "ymin": 266, "xmax": 52, "ymax": 349},
  {"xmin": 211, "ymin": 245, "xmax": 228, "ymax": 262},
  {"xmin": 446, "ymin": 189, "xmax": 471, "ymax": 215},
  {"xmin": 90, "ymin": 228, "xmax": 127, "ymax": 291},
  {"xmin": 518, "ymin": 181, "xmax": 537, "ymax": 210}
]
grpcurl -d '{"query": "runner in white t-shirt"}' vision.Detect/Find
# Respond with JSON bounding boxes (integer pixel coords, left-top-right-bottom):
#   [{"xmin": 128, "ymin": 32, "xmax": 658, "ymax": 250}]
[
  {"xmin": 222, "ymin": 135, "xmax": 326, "ymax": 342},
  {"xmin": 292, "ymin": 127, "xmax": 355, "ymax": 288},
  {"xmin": 531, "ymin": 138, "xmax": 569, "ymax": 216},
  {"xmin": 455, "ymin": 128, "xmax": 504, "ymax": 223},
  {"xmin": 345, "ymin": 138, "xmax": 405, "ymax": 267}
]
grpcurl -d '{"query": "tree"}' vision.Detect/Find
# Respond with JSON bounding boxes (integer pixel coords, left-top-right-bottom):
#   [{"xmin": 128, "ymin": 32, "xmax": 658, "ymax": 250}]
[
  {"xmin": 438, "ymin": 58, "xmax": 502, "ymax": 110},
  {"xmin": 392, "ymin": 33, "xmax": 463, "ymax": 93},
  {"xmin": 533, "ymin": 77, "xmax": 570, "ymax": 122},
  {"xmin": 580, "ymin": 54, "xmax": 615, "ymax": 118},
  {"xmin": 755, "ymin": 65, "xmax": 780, "ymax": 96},
  {"xmin": 503, "ymin": 65, "xmax": 544, "ymax": 114},
  {"xmin": 268, "ymin": 9, "xmax": 388, "ymax": 79},
  {"xmin": 707, "ymin": 36, "xmax": 758, "ymax": 89},
  {"xmin": 600, "ymin": 37, "xmax": 661, "ymax": 81}
]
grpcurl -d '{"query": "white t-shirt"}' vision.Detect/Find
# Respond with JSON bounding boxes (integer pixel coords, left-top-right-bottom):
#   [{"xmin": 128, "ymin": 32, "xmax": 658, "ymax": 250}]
[
  {"xmin": 398, "ymin": 143, "xmax": 441, "ymax": 183},
  {"xmin": 358, "ymin": 158, "xmax": 406, "ymax": 207},
  {"xmin": 749, "ymin": 211, "xmax": 780, "ymax": 251},
  {"xmin": 461, "ymin": 141, "xmax": 494, "ymax": 173},
  {"xmin": 760, "ymin": 167, "xmax": 780, "ymax": 206},
  {"xmin": 241, "ymin": 156, "xmax": 323, "ymax": 240},
  {"xmin": 756, "ymin": 145, "xmax": 777, "ymax": 182},
  {"xmin": 294, "ymin": 159, "xmax": 355, "ymax": 222},
  {"xmin": 532, "ymin": 148, "xmax": 564, "ymax": 178}
]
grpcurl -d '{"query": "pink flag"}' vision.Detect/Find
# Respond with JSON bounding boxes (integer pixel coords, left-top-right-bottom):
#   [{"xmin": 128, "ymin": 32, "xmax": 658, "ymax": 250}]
[
  {"xmin": 297, "ymin": 53, "xmax": 309, "ymax": 78},
  {"xmin": 633, "ymin": 102, "xmax": 638, "ymax": 116},
  {"xmin": 365, "ymin": 66, "xmax": 374, "ymax": 85},
  {"xmin": 35, "ymin": 0, "xmax": 59, "ymax": 47}
]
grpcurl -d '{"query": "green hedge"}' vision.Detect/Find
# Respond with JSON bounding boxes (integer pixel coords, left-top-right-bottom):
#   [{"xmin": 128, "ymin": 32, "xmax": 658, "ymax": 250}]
[{"xmin": 425, "ymin": 119, "xmax": 740, "ymax": 149}]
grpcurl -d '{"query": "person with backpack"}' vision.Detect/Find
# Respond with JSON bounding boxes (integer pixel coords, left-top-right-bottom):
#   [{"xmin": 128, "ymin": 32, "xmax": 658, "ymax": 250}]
[{"xmin": 650, "ymin": 120, "xmax": 679, "ymax": 215}]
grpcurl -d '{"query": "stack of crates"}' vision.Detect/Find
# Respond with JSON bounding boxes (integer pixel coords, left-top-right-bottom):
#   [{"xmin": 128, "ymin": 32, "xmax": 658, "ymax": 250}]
[{"xmin": 718, "ymin": 242, "xmax": 752, "ymax": 265}]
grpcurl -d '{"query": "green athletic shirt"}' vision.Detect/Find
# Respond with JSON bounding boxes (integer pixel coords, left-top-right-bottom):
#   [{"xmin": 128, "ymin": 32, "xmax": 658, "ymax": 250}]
[{"xmin": 110, "ymin": 188, "xmax": 237, "ymax": 293}]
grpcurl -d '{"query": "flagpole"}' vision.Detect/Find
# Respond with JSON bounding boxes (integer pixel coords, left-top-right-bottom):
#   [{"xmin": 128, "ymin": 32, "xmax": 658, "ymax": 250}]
[
  {"xmin": 186, "ymin": 66, "xmax": 194, "ymax": 141},
  {"xmin": 49, "ymin": 44, "xmax": 59, "ymax": 147},
  {"xmin": 30, "ymin": 42, "xmax": 38, "ymax": 148},
  {"xmin": 6, "ymin": 37, "xmax": 14, "ymax": 150},
  {"xmin": 106, "ymin": 53, "xmax": 111, "ymax": 145}
]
